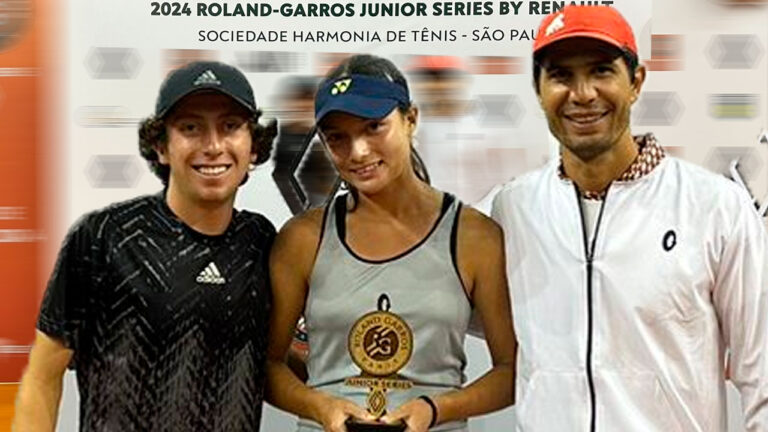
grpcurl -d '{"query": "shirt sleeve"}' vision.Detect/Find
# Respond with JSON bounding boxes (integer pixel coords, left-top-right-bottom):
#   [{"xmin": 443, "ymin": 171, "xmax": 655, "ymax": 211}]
[
  {"xmin": 36, "ymin": 214, "xmax": 99, "ymax": 353},
  {"xmin": 475, "ymin": 188, "xmax": 510, "ymax": 340},
  {"xmin": 712, "ymin": 191, "xmax": 768, "ymax": 432}
]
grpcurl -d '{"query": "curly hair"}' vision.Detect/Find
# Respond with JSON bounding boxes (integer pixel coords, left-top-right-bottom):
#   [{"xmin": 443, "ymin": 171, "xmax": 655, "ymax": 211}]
[{"xmin": 138, "ymin": 109, "xmax": 278, "ymax": 185}]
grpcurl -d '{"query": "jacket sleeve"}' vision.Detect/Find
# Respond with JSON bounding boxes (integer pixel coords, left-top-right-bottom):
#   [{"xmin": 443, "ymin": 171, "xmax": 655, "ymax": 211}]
[{"xmin": 712, "ymin": 191, "xmax": 768, "ymax": 432}]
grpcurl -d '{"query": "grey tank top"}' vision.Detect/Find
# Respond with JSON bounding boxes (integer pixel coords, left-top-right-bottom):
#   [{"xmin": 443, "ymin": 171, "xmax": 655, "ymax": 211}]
[{"xmin": 298, "ymin": 194, "xmax": 471, "ymax": 432}]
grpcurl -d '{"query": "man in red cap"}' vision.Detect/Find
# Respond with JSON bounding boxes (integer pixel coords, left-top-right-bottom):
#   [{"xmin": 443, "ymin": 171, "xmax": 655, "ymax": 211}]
[
  {"xmin": 492, "ymin": 5, "xmax": 768, "ymax": 431},
  {"xmin": 14, "ymin": 61, "xmax": 278, "ymax": 431}
]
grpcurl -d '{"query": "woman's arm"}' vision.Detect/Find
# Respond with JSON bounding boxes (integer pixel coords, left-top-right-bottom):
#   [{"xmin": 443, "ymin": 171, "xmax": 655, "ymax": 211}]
[
  {"xmin": 382, "ymin": 206, "xmax": 516, "ymax": 430},
  {"xmin": 265, "ymin": 209, "xmax": 372, "ymax": 431}
]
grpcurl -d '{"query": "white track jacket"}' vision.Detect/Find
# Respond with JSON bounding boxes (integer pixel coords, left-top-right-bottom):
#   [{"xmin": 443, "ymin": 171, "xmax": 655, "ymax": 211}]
[{"xmin": 492, "ymin": 157, "xmax": 768, "ymax": 431}]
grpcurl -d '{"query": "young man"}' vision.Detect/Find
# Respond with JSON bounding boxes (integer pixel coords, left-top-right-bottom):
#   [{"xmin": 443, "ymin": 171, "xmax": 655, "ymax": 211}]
[
  {"xmin": 492, "ymin": 6, "xmax": 768, "ymax": 431},
  {"xmin": 13, "ymin": 61, "xmax": 278, "ymax": 431}
]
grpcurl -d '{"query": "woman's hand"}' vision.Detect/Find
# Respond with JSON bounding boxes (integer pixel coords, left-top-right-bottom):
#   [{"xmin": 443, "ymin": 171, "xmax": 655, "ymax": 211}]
[
  {"xmin": 313, "ymin": 393, "xmax": 375, "ymax": 432},
  {"xmin": 379, "ymin": 397, "xmax": 435, "ymax": 432}
]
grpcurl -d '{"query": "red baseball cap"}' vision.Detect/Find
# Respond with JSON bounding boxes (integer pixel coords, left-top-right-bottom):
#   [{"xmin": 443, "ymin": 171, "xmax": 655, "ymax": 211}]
[{"xmin": 533, "ymin": 6, "xmax": 637, "ymax": 56}]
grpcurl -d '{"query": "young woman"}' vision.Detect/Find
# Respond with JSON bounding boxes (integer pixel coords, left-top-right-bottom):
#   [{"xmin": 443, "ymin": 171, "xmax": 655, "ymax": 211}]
[{"xmin": 266, "ymin": 54, "xmax": 516, "ymax": 432}]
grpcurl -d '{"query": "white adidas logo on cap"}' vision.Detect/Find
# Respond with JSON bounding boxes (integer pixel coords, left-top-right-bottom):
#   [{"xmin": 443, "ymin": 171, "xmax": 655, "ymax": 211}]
[
  {"xmin": 193, "ymin": 69, "xmax": 221, "ymax": 86},
  {"xmin": 196, "ymin": 261, "xmax": 226, "ymax": 285}
]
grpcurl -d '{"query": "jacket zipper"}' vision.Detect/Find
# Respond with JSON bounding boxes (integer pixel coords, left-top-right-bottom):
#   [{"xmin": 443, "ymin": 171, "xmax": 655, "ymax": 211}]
[{"xmin": 574, "ymin": 185, "xmax": 609, "ymax": 432}]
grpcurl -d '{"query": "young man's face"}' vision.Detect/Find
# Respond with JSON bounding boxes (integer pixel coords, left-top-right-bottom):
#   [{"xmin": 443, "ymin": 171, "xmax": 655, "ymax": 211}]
[
  {"xmin": 157, "ymin": 92, "xmax": 255, "ymax": 207},
  {"xmin": 537, "ymin": 38, "xmax": 645, "ymax": 162}
]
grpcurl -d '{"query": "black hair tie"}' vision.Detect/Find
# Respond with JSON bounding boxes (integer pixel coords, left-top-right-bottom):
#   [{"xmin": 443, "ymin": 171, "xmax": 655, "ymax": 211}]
[{"xmin": 418, "ymin": 395, "xmax": 438, "ymax": 428}]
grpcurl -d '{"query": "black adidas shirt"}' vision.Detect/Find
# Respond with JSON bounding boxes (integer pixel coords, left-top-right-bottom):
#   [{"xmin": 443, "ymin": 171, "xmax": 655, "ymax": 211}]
[{"xmin": 37, "ymin": 194, "xmax": 275, "ymax": 431}]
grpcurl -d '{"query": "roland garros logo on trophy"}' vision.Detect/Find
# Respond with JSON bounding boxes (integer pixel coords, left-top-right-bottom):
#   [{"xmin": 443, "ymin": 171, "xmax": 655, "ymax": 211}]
[{"xmin": 345, "ymin": 294, "xmax": 413, "ymax": 432}]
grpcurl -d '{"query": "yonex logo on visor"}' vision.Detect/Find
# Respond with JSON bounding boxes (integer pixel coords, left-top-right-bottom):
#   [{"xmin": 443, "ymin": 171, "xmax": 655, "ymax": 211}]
[
  {"xmin": 315, "ymin": 74, "xmax": 410, "ymax": 122},
  {"xmin": 331, "ymin": 78, "xmax": 352, "ymax": 95}
]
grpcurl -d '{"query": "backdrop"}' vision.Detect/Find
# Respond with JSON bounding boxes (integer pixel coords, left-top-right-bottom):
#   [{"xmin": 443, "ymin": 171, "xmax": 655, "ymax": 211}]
[{"xmin": 0, "ymin": 0, "xmax": 766, "ymax": 430}]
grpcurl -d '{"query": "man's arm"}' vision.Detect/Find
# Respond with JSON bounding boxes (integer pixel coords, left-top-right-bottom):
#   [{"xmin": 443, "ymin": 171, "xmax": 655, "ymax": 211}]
[
  {"xmin": 13, "ymin": 331, "xmax": 73, "ymax": 432},
  {"xmin": 14, "ymin": 213, "xmax": 96, "ymax": 432},
  {"xmin": 713, "ymin": 191, "xmax": 768, "ymax": 432}
]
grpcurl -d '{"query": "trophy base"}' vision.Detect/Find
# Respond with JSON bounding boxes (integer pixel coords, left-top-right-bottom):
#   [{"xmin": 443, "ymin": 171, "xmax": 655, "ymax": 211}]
[{"xmin": 344, "ymin": 418, "xmax": 406, "ymax": 432}]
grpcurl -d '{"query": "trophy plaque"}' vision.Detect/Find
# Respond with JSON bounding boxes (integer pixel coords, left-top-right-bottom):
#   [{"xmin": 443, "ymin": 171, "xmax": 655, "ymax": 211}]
[{"xmin": 344, "ymin": 294, "xmax": 413, "ymax": 432}]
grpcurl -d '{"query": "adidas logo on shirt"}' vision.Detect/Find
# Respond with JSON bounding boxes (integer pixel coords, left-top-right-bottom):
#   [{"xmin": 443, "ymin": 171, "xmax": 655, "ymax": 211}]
[
  {"xmin": 196, "ymin": 262, "xmax": 226, "ymax": 285},
  {"xmin": 193, "ymin": 70, "xmax": 221, "ymax": 86}
]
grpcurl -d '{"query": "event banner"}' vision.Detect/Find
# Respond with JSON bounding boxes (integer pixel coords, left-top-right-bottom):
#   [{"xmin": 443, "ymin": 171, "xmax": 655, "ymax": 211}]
[
  {"xmin": 65, "ymin": 0, "xmax": 651, "ymax": 222},
  {"xmin": 2, "ymin": 1, "xmax": 768, "ymax": 431}
]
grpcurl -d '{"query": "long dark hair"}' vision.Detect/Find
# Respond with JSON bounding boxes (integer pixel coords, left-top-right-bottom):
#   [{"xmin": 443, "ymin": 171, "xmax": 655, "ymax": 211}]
[{"xmin": 320, "ymin": 54, "xmax": 430, "ymax": 209}]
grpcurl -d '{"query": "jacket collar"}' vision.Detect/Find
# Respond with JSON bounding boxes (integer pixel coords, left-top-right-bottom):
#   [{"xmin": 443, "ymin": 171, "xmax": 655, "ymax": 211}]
[{"xmin": 557, "ymin": 133, "xmax": 666, "ymax": 200}]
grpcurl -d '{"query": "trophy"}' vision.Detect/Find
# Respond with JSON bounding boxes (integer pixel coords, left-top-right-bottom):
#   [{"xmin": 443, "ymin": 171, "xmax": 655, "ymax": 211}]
[{"xmin": 344, "ymin": 294, "xmax": 413, "ymax": 432}]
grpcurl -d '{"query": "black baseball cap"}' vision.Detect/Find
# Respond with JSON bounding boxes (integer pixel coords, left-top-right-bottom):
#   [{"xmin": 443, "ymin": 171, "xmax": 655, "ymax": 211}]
[{"xmin": 155, "ymin": 61, "xmax": 257, "ymax": 118}]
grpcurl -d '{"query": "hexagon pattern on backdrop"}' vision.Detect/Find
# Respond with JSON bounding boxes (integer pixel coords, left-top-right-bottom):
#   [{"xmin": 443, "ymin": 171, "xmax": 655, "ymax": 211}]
[
  {"xmin": 85, "ymin": 47, "xmax": 142, "ymax": 80},
  {"xmin": 86, "ymin": 155, "xmax": 143, "ymax": 189},
  {"xmin": 707, "ymin": 34, "xmax": 764, "ymax": 69},
  {"xmin": 705, "ymin": 146, "xmax": 763, "ymax": 182},
  {"xmin": 633, "ymin": 92, "xmax": 684, "ymax": 126},
  {"xmin": 473, "ymin": 94, "xmax": 525, "ymax": 126}
]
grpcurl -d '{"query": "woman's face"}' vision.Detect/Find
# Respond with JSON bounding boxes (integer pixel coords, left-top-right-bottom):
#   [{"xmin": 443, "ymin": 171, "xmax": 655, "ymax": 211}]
[{"xmin": 319, "ymin": 106, "xmax": 417, "ymax": 196}]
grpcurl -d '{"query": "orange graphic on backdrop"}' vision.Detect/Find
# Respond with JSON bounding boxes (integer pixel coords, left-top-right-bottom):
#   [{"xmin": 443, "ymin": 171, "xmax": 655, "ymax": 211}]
[{"xmin": 0, "ymin": 0, "xmax": 46, "ymax": 405}]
